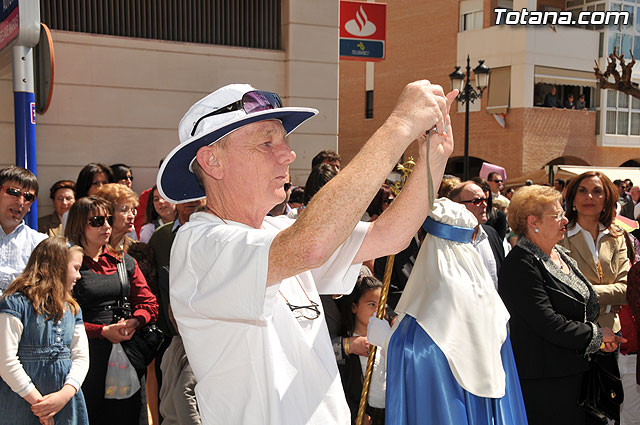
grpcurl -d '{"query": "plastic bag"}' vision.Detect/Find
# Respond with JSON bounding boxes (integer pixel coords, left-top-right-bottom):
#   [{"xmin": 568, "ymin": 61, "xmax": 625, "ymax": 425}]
[{"xmin": 104, "ymin": 343, "xmax": 141, "ymax": 399}]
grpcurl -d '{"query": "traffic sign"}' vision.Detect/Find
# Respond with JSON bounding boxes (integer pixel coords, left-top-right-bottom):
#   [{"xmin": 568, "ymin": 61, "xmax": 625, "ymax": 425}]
[
  {"xmin": 35, "ymin": 23, "xmax": 55, "ymax": 114},
  {"xmin": 0, "ymin": 0, "xmax": 19, "ymax": 52},
  {"xmin": 0, "ymin": 0, "xmax": 39, "ymax": 54}
]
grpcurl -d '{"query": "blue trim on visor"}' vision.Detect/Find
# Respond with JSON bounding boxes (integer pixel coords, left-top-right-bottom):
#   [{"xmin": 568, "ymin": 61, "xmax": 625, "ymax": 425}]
[{"xmin": 159, "ymin": 109, "xmax": 316, "ymax": 203}]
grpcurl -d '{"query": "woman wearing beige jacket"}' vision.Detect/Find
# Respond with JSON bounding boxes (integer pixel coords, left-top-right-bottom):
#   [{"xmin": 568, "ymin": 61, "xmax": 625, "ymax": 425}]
[{"xmin": 560, "ymin": 171, "xmax": 628, "ymax": 333}]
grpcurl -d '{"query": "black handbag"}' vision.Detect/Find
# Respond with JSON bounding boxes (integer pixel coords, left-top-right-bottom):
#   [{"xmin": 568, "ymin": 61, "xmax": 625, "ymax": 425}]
[
  {"xmin": 578, "ymin": 351, "xmax": 624, "ymax": 423},
  {"xmin": 115, "ymin": 256, "xmax": 164, "ymax": 371}
]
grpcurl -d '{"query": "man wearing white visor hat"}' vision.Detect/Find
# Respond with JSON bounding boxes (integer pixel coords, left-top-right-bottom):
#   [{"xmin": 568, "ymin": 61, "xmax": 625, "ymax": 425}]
[{"xmin": 157, "ymin": 82, "xmax": 457, "ymax": 424}]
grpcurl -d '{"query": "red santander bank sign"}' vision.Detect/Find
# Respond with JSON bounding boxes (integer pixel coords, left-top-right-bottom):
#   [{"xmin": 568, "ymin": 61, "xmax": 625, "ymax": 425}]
[{"xmin": 340, "ymin": 1, "xmax": 386, "ymax": 61}]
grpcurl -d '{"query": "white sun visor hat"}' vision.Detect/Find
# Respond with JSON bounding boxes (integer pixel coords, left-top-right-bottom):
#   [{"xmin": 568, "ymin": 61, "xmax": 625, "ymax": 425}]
[{"xmin": 157, "ymin": 83, "xmax": 318, "ymax": 203}]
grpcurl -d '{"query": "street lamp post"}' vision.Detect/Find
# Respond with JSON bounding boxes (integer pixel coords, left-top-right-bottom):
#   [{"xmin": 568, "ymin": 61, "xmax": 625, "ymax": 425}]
[{"xmin": 449, "ymin": 55, "xmax": 490, "ymax": 180}]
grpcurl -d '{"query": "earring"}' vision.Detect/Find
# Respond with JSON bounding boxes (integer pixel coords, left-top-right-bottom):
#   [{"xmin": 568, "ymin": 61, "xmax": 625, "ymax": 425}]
[
  {"xmin": 534, "ymin": 228, "xmax": 539, "ymax": 233},
  {"xmin": 572, "ymin": 205, "xmax": 576, "ymax": 211}
]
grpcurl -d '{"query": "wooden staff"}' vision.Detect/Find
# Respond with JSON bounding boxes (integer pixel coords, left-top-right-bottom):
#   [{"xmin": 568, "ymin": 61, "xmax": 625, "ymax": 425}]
[{"xmin": 355, "ymin": 159, "xmax": 415, "ymax": 425}]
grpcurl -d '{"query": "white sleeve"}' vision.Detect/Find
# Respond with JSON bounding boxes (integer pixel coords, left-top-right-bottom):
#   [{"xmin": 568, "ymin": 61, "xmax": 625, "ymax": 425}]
[
  {"xmin": 65, "ymin": 323, "xmax": 89, "ymax": 391},
  {"xmin": 172, "ymin": 223, "xmax": 280, "ymax": 321},
  {"xmin": 61, "ymin": 210, "xmax": 68, "ymax": 235},
  {"xmin": 0, "ymin": 313, "xmax": 35, "ymax": 397},
  {"xmin": 139, "ymin": 223, "xmax": 155, "ymax": 244},
  {"xmin": 311, "ymin": 221, "xmax": 370, "ymax": 295}
]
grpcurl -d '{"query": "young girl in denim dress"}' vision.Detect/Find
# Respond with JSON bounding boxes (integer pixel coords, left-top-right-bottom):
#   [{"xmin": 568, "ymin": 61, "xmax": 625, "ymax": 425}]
[{"xmin": 0, "ymin": 237, "xmax": 89, "ymax": 425}]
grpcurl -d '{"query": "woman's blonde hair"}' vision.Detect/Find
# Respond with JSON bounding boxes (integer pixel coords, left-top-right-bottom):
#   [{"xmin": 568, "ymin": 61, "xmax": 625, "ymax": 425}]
[
  {"xmin": 95, "ymin": 183, "xmax": 138, "ymax": 208},
  {"xmin": 94, "ymin": 183, "xmax": 139, "ymax": 255},
  {"xmin": 3, "ymin": 237, "xmax": 82, "ymax": 321},
  {"xmin": 508, "ymin": 185, "xmax": 562, "ymax": 236},
  {"xmin": 438, "ymin": 176, "xmax": 462, "ymax": 198}
]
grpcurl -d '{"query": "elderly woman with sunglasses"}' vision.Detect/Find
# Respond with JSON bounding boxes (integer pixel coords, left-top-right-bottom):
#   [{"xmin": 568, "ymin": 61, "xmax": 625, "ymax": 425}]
[
  {"xmin": 65, "ymin": 197, "xmax": 158, "ymax": 425},
  {"xmin": 498, "ymin": 185, "xmax": 624, "ymax": 425}
]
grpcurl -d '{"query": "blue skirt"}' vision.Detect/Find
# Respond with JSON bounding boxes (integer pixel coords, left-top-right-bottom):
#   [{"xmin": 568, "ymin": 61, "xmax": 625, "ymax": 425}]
[
  {"xmin": 0, "ymin": 354, "xmax": 89, "ymax": 425},
  {"xmin": 386, "ymin": 315, "xmax": 528, "ymax": 425}
]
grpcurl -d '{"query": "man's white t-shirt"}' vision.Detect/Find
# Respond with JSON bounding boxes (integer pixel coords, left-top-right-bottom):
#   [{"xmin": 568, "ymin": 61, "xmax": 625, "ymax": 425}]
[{"xmin": 170, "ymin": 212, "xmax": 369, "ymax": 425}]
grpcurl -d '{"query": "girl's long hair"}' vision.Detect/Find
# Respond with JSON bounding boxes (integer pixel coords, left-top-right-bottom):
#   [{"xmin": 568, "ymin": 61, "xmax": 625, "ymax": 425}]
[
  {"xmin": 3, "ymin": 237, "xmax": 81, "ymax": 321},
  {"xmin": 144, "ymin": 185, "xmax": 160, "ymax": 225},
  {"xmin": 341, "ymin": 275, "xmax": 383, "ymax": 337}
]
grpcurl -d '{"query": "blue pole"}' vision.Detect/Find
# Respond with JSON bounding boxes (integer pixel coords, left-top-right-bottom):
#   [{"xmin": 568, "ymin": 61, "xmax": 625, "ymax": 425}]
[{"xmin": 13, "ymin": 45, "xmax": 37, "ymax": 228}]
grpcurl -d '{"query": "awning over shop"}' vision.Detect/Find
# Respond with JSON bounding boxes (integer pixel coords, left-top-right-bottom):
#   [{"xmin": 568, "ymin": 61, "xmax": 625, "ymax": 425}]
[
  {"xmin": 534, "ymin": 66, "xmax": 598, "ymax": 88},
  {"xmin": 487, "ymin": 67, "xmax": 510, "ymax": 115},
  {"xmin": 506, "ymin": 165, "xmax": 640, "ymax": 189}
]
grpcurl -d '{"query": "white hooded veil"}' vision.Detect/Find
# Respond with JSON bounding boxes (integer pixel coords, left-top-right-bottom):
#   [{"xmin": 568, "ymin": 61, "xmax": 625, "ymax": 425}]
[{"xmin": 395, "ymin": 198, "xmax": 510, "ymax": 398}]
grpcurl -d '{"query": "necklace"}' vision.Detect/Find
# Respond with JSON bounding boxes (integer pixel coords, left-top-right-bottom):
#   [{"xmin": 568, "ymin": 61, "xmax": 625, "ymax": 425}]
[{"xmin": 552, "ymin": 248, "xmax": 570, "ymax": 273}]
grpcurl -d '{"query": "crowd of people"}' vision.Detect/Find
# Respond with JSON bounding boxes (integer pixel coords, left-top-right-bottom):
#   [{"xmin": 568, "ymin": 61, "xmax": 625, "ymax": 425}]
[
  {"xmin": 0, "ymin": 79, "xmax": 639, "ymax": 425},
  {"xmin": 0, "ymin": 162, "xmax": 186, "ymax": 424},
  {"xmin": 543, "ymin": 86, "xmax": 588, "ymax": 110}
]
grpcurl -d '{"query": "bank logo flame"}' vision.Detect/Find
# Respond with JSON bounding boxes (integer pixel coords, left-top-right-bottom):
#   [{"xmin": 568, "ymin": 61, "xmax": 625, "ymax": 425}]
[{"xmin": 345, "ymin": 6, "xmax": 376, "ymax": 37}]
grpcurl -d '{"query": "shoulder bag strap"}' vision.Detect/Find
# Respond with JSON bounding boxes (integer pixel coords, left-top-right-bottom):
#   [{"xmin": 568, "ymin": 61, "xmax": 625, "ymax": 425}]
[{"xmin": 116, "ymin": 255, "xmax": 131, "ymax": 309}]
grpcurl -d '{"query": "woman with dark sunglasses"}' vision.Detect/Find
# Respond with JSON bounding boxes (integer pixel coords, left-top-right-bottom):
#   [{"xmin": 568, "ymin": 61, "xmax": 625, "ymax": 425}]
[
  {"xmin": 65, "ymin": 197, "xmax": 158, "ymax": 425},
  {"xmin": 110, "ymin": 164, "xmax": 134, "ymax": 189}
]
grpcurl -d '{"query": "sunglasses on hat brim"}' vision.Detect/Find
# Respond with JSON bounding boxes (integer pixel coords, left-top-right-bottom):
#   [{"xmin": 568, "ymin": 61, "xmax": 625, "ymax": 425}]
[{"xmin": 190, "ymin": 90, "xmax": 283, "ymax": 137}]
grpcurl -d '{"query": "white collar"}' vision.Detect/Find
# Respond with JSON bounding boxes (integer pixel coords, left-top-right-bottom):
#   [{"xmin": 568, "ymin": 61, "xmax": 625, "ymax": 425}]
[
  {"xmin": 0, "ymin": 220, "xmax": 25, "ymax": 237},
  {"xmin": 473, "ymin": 224, "xmax": 488, "ymax": 244},
  {"xmin": 567, "ymin": 222, "xmax": 608, "ymax": 238}
]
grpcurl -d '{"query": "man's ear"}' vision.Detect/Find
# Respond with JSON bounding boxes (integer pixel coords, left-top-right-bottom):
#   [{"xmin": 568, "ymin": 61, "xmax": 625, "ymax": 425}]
[{"xmin": 196, "ymin": 146, "xmax": 223, "ymax": 179}]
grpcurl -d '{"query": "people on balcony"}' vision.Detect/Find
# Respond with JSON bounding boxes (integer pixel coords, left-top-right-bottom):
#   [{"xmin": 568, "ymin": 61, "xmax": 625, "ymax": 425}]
[
  {"xmin": 564, "ymin": 93, "xmax": 576, "ymax": 110},
  {"xmin": 544, "ymin": 86, "xmax": 560, "ymax": 108}
]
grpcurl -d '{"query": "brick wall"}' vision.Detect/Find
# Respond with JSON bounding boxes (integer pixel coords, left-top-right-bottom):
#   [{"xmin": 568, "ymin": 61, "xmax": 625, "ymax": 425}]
[
  {"xmin": 521, "ymin": 107, "xmax": 595, "ymax": 175},
  {"xmin": 338, "ymin": 0, "xmax": 640, "ymax": 182},
  {"xmin": 339, "ymin": 0, "xmax": 459, "ymax": 164}
]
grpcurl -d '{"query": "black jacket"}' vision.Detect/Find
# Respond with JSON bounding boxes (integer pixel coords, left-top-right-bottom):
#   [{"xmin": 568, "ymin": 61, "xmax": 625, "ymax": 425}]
[
  {"xmin": 486, "ymin": 209, "xmax": 508, "ymax": 240},
  {"xmin": 620, "ymin": 199, "xmax": 636, "ymax": 220},
  {"xmin": 481, "ymin": 223, "xmax": 505, "ymax": 275},
  {"xmin": 498, "ymin": 241, "xmax": 600, "ymax": 379}
]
